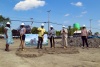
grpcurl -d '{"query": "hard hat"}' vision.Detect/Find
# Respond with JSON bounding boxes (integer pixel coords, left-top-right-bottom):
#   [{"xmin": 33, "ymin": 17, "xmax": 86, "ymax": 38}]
[
  {"xmin": 21, "ymin": 23, "xmax": 25, "ymax": 25},
  {"xmin": 41, "ymin": 23, "xmax": 44, "ymax": 26},
  {"xmin": 83, "ymin": 25, "xmax": 86, "ymax": 27},
  {"xmin": 6, "ymin": 22, "xmax": 10, "ymax": 24},
  {"xmin": 62, "ymin": 25, "xmax": 65, "ymax": 28},
  {"xmin": 50, "ymin": 25, "xmax": 53, "ymax": 27}
]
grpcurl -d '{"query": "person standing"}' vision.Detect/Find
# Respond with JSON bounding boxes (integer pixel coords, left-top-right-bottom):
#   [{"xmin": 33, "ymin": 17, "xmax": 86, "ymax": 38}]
[
  {"xmin": 4, "ymin": 22, "xmax": 13, "ymax": 51},
  {"xmin": 61, "ymin": 25, "xmax": 68, "ymax": 48},
  {"xmin": 48, "ymin": 25, "xmax": 56, "ymax": 48},
  {"xmin": 81, "ymin": 25, "xmax": 89, "ymax": 49},
  {"xmin": 37, "ymin": 23, "xmax": 45, "ymax": 49},
  {"xmin": 19, "ymin": 23, "xmax": 26, "ymax": 51}
]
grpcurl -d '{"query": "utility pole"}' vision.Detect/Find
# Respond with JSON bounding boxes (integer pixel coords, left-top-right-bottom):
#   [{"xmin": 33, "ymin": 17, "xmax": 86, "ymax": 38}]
[
  {"xmin": 30, "ymin": 18, "xmax": 33, "ymax": 29},
  {"xmin": 90, "ymin": 19, "xmax": 92, "ymax": 31},
  {"xmin": 90, "ymin": 19, "xmax": 92, "ymax": 35},
  {"xmin": 30, "ymin": 18, "xmax": 33, "ymax": 33},
  {"xmin": 47, "ymin": 10, "xmax": 51, "ymax": 32}
]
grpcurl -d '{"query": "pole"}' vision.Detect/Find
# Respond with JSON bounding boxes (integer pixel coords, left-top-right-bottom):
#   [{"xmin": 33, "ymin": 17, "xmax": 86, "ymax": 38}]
[
  {"xmin": 90, "ymin": 19, "xmax": 92, "ymax": 31},
  {"xmin": 90, "ymin": 19, "xmax": 92, "ymax": 35},
  {"xmin": 47, "ymin": 10, "xmax": 51, "ymax": 32},
  {"xmin": 30, "ymin": 18, "xmax": 33, "ymax": 33}
]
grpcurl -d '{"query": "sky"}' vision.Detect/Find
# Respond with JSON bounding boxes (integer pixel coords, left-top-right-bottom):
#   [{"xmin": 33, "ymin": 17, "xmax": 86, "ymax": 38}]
[{"xmin": 0, "ymin": 0, "xmax": 100, "ymax": 33}]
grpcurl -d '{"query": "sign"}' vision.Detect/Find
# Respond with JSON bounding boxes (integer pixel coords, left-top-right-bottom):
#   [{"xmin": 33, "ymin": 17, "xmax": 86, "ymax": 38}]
[{"xmin": 25, "ymin": 34, "xmax": 48, "ymax": 47}]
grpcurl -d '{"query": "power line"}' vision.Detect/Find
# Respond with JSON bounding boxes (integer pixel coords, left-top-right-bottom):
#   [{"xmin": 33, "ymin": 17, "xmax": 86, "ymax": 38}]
[{"xmin": 10, "ymin": 19, "xmax": 100, "ymax": 30}]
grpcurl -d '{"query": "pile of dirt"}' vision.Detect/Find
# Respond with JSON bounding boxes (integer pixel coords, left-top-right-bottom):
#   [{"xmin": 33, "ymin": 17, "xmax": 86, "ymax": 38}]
[{"xmin": 16, "ymin": 47, "xmax": 79, "ymax": 58}]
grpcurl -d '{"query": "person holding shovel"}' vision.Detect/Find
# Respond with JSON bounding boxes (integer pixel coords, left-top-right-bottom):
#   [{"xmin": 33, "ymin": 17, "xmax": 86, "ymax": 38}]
[
  {"xmin": 81, "ymin": 25, "xmax": 89, "ymax": 49},
  {"xmin": 48, "ymin": 25, "xmax": 56, "ymax": 48},
  {"xmin": 61, "ymin": 25, "xmax": 68, "ymax": 48},
  {"xmin": 37, "ymin": 23, "xmax": 45, "ymax": 49},
  {"xmin": 4, "ymin": 22, "xmax": 14, "ymax": 51},
  {"xmin": 19, "ymin": 23, "xmax": 26, "ymax": 51}
]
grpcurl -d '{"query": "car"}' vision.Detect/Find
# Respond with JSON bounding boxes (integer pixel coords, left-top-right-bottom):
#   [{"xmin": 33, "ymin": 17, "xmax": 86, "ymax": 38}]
[{"xmin": 88, "ymin": 35, "xmax": 100, "ymax": 39}]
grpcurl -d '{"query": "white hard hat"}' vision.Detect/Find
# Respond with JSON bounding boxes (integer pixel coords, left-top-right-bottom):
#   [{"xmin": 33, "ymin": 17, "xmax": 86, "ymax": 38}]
[
  {"xmin": 62, "ymin": 25, "xmax": 65, "ymax": 28},
  {"xmin": 50, "ymin": 25, "xmax": 53, "ymax": 27},
  {"xmin": 83, "ymin": 25, "xmax": 86, "ymax": 27},
  {"xmin": 41, "ymin": 23, "xmax": 44, "ymax": 26},
  {"xmin": 21, "ymin": 23, "xmax": 25, "ymax": 25},
  {"xmin": 6, "ymin": 22, "xmax": 10, "ymax": 24}
]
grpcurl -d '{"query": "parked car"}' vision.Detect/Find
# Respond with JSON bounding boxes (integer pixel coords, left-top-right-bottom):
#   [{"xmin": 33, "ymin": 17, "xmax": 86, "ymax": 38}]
[{"xmin": 88, "ymin": 35, "xmax": 100, "ymax": 39}]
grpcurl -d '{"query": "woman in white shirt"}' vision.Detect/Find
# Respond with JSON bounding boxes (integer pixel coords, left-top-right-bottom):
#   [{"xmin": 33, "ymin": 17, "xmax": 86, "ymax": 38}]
[{"xmin": 19, "ymin": 23, "xmax": 26, "ymax": 51}]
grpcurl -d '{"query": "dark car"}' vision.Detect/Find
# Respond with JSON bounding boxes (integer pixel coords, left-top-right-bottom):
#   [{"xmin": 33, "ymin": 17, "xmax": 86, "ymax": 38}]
[{"xmin": 88, "ymin": 35, "xmax": 100, "ymax": 39}]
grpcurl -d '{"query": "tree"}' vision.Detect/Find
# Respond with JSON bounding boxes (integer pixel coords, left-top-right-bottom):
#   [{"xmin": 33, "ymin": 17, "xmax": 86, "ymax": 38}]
[
  {"xmin": 0, "ymin": 15, "xmax": 10, "ymax": 26},
  {"xmin": 94, "ymin": 32, "xmax": 99, "ymax": 35},
  {"xmin": 0, "ymin": 15, "xmax": 10, "ymax": 34},
  {"xmin": 31, "ymin": 27, "xmax": 38, "ymax": 34},
  {"xmin": 56, "ymin": 31, "xmax": 61, "ymax": 36},
  {"xmin": 31, "ymin": 27, "xmax": 48, "ymax": 34}
]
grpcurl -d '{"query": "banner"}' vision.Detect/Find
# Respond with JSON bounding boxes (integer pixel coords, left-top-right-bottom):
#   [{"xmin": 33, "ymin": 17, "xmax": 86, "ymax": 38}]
[{"xmin": 25, "ymin": 34, "xmax": 48, "ymax": 47}]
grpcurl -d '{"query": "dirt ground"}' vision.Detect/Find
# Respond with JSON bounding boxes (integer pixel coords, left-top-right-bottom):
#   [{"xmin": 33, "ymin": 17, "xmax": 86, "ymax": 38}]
[{"xmin": 0, "ymin": 39, "xmax": 100, "ymax": 67}]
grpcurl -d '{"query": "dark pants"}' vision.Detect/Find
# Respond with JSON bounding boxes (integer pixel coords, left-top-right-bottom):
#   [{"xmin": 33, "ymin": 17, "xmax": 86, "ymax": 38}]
[
  {"xmin": 81, "ymin": 36, "xmax": 89, "ymax": 47},
  {"xmin": 50, "ymin": 36, "xmax": 55, "ymax": 48},
  {"xmin": 37, "ymin": 37, "xmax": 43, "ymax": 49},
  {"xmin": 20, "ymin": 35, "xmax": 25, "ymax": 41}
]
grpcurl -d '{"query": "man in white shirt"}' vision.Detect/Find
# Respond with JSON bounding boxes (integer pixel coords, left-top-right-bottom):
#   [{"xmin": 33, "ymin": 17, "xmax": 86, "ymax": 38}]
[
  {"xmin": 61, "ymin": 25, "xmax": 68, "ymax": 48},
  {"xmin": 48, "ymin": 25, "xmax": 56, "ymax": 48}
]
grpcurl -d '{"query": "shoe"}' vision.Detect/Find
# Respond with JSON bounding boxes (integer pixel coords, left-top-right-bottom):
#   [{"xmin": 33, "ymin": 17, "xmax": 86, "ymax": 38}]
[
  {"xmin": 37, "ymin": 48, "xmax": 39, "ymax": 49},
  {"xmin": 40, "ymin": 48, "xmax": 43, "ymax": 49},
  {"xmin": 87, "ymin": 47, "xmax": 89, "ymax": 50},
  {"xmin": 22, "ymin": 49, "xmax": 24, "ymax": 51},
  {"xmin": 52, "ymin": 47, "xmax": 54, "ymax": 48},
  {"xmin": 82, "ymin": 47, "xmax": 84, "ymax": 49},
  {"xmin": 64, "ymin": 47, "xmax": 67, "ymax": 49},
  {"xmin": 5, "ymin": 49, "xmax": 7, "ymax": 51}
]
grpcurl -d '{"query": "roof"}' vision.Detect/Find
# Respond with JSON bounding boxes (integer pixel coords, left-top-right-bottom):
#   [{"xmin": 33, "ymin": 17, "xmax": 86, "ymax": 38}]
[
  {"xmin": 74, "ymin": 30, "xmax": 89, "ymax": 33},
  {"xmin": 74, "ymin": 30, "xmax": 81, "ymax": 33}
]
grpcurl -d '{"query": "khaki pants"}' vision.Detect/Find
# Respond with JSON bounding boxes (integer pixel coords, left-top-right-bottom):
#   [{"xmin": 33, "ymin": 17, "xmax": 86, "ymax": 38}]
[{"xmin": 62, "ymin": 36, "xmax": 68, "ymax": 47}]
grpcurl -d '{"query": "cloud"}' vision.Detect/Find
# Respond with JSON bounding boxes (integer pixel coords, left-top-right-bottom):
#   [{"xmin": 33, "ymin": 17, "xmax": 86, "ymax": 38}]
[
  {"xmin": 97, "ymin": 20, "xmax": 100, "ymax": 26},
  {"xmin": 14, "ymin": 0, "xmax": 45, "ymax": 11},
  {"xmin": 71, "ymin": 2, "xmax": 83, "ymax": 7},
  {"xmin": 98, "ymin": 20, "xmax": 100, "ymax": 23},
  {"xmin": 76, "ymin": 15, "xmax": 83, "ymax": 18},
  {"xmin": 82, "ymin": 11, "xmax": 87, "ymax": 14},
  {"xmin": 65, "ymin": 14, "xmax": 70, "ymax": 17}
]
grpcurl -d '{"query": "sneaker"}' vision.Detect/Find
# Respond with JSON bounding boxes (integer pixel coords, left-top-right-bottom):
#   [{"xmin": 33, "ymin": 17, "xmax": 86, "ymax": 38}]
[
  {"xmin": 22, "ymin": 49, "xmax": 25, "ymax": 51},
  {"xmin": 64, "ymin": 47, "xmax": 67, "ymax": 49},
  {"xmin": 52, "ymin": 47, "xmax": 54, "ymax": 48},
  {"xmin": 82, "ymin": 47, "xmax": 84, "ymax": 49}
]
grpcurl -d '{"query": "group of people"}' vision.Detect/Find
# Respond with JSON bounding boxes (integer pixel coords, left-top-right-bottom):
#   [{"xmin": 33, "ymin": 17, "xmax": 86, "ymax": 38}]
[{"xmin": 4, "ymin": 22, "xmax": 89, "ymax": 51}]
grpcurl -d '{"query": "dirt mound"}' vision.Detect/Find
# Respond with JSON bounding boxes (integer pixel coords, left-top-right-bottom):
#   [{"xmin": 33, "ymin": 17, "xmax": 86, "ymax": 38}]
[{"xmin": 16, "ymin": 47, "xmax": 79, "ymax": 58}]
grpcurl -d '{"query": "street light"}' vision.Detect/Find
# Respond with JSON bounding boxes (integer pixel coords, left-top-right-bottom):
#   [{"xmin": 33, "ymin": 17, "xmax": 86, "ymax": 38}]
[{"xmin": 47, "ymin": 10, "xmax": 51, "ymax": 32}]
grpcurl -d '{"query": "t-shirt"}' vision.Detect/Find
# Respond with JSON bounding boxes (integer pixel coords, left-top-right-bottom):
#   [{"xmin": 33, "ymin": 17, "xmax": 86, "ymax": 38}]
[
  {"xmin": 48, "ymin": 29, "xmax": 56, "ymax": 38},
  {"xmin": 81, "ymin": 29, "xmax": 88, "ymax": 36},
  {"xmin": 38, "ymin": 27, "xmax": 45, "ymax": 37},
  {"xmin": 20, "ymin": 27, "xmax": 26, "ymax": 35}
]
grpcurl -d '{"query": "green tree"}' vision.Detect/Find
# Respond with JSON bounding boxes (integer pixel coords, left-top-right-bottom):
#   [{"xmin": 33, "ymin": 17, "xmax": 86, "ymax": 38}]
[
  {"xmin": 56, "ymin": 31, "xmax": 61, "ymax": 36},
  {"xmin": 31, "ymin": 27, "xmax": 48, "ymax": 34},
  {"xmin": 0, "ymin": 15, "xmax": 10, "ymax": 26},
  {"xmin": 0, "ymin": 15, "xmax": 10, "ymax": 34},
  {"xmin": 31, "ymin": 27, "xmax": 38, "ymax": 34},
  {"xmin": 94, "ymin": 32, "xmax": 99, "ymax": 35}
]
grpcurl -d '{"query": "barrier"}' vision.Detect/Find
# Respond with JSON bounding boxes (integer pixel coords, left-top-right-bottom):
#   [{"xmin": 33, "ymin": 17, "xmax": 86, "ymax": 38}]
[{"xmin": 25, "ymin": 34, "xmax": 48, "ymax": 47}]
